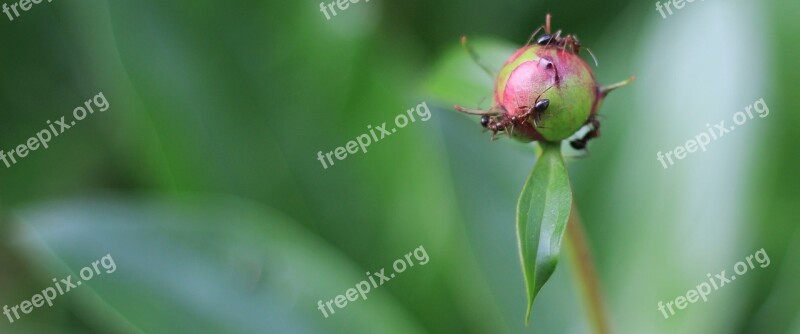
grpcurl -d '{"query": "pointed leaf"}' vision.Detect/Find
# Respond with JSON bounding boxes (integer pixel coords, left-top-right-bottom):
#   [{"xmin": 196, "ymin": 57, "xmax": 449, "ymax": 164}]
[{"xmin": 516, "ymin": 143, "xmax": 572, "ymax": 324}]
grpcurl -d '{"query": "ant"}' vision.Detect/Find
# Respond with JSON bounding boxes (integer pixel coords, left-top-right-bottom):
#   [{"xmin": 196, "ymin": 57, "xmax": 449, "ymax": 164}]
[
  {"xmin": 526, "ymin": 14, "xmax": 599, "ymax": 66},
  {"xmin": 514, "ymin": 92, "xmax": 551, "ymax": 127},
  {"xmin": 569, "ymin": 114, "xmax": 601, "ymax": 150},
  {"xmin": 455, "ymin": 91, "xmax": 551, "ymax": 141}
]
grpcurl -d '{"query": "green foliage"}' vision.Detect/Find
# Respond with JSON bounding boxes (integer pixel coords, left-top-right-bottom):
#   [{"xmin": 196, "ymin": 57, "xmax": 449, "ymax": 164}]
[
  {"xmin": 12, "ymin": 195, "xmax": 424, "ymax": 333},
  {"xmin": 516, "ymin": 143, "xmax": 572, "ymax": 324},
  {"xmin": 0, "ymin": 0, "xmax": 798, "ymax": 333}
]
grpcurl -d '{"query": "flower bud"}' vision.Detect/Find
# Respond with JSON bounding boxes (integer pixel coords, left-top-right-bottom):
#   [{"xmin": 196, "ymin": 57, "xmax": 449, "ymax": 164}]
[
  {"xmin": 456, "ymin": 16, "xmax": 633, "ymax": 145},
  {"xmin": 494, "ymin": 45, "xmax": 599, "ymax": 142}
]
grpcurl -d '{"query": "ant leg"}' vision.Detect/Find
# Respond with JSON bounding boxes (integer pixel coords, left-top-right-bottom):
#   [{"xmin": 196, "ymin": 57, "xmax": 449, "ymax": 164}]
[
  {"xmin": 461, "ymin": 36, "xmax": 496, "ymax": 79},
  {"xmin": 454, "ymin": 105, "xmax": 501, "ymax": 116},
  {"xmin": 587, "ymin": 118, "xmax": 601, "ymax": 139},
  {"xmin": 514, "ymin": 95, "xmax": 538, "ymax": 124},
  {"xmin": 569, "ymin": 35, "xmax": 583, "ymax": 54},
  {"xmin": 560, "ymin": 35, "xmax": 570, "ymax": 53},
  {"xmin": 525, "ymin": 25, "xmax": 545, "ymax": 46},
  {"xmin": 490, "ymin": 130, "xmax": 505, "ymax": 141},
  {"xmin": 530, "ymin": 112, "xmax": 541, "ymax": 128},
  {"xmin": 546, "ymin": 30, "xmax": 562, "ymax": 48},
  {"xmin": 562, "ymin": 35, "xmax": 576, "ymax": 54},
  {"xmin": 530, "ymin": 107, "xmax": 554, "ymax": 130},
  {"xmin": 525, "ymin": 84, "xmax": 556, "ymax": 127},
  {"xmin": 507, "ymin": 96, "xmax": 534, "ymax": 126}
]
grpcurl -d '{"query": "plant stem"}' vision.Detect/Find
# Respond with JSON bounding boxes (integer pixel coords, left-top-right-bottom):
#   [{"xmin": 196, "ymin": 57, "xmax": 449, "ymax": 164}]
[{"xmin": 565, "ymin": 203, "xmax": 612, "ymax": 334}]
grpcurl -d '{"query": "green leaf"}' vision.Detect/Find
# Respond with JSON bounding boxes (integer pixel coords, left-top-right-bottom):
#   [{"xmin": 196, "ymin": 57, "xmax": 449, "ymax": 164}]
[
  {"xmin": 424, "ymin": 38, "xmax": 517, "ymax": 106},
  {"xmin": 516, "ymin": 142, "xmax": 572, "ymax": 324},
  {"xmin": 9, "ymin": 194, "xmax": 424, "ymax": 334}
]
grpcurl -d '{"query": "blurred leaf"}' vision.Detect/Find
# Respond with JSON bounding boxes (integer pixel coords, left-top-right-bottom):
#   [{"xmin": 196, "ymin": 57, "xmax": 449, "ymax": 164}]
[
  {"xmin": 516, "ymin": 143, "xmax": 572, "ymax": 324},
  {"xmin": 423, "ymin": 37, "xmax": 540, "ymax": 157},
  {"xmin": 9, "ymin": 194, "xmax": 423, "ymax": 334},
  {"xmin": 424, "ymin": 38, "xmax": 517, "ymax": 106}
]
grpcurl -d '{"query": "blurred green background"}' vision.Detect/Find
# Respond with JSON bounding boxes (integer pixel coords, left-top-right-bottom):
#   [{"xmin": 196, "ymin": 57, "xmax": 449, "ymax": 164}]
[{"xmin": 0, "ymin": 0, "xmax": 798, "ymax": 333}]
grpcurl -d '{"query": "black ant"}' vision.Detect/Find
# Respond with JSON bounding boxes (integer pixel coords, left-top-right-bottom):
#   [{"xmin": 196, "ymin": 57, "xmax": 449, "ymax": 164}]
[
  {"xmin": 514, "ymin": 97, "xmax": 550, "ymax": 127},
  {"xmin": 569, "ymin": 114, "xmax": 601, "ymax": 150},
  {"xmin": 456, "ymin": 91, "xmax": 551, "ymax": 140},
  {"xmin": 526, "ymin": 14, "xmax": 599, "ymax": 66}
]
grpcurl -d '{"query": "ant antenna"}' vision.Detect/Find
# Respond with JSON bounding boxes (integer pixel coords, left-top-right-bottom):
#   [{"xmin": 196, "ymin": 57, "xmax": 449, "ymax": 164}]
[
  {"xmin": 585, "ymin": 47, "xmax": 600, "ymax": 67},
  {"xmin": 476, "ymin": 95, "xmax": 489, "ymax": 108},
  {"xmin": 529, "ymin": 84, "xmax": 555, "ymax": 105},
  {"xmin": 461, "ymin": 36, "xmax": 496, "ymax": 79}
]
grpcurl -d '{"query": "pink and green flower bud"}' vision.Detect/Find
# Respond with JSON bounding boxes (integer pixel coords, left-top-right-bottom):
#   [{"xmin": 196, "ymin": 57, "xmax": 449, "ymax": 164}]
[
  {"xmin": 455, "ymin": 16, "xmax": 634, "ymax": 144},
  {"xmin": 494, "ymin": 45, "xmax": 599, "ymax": 142}
]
